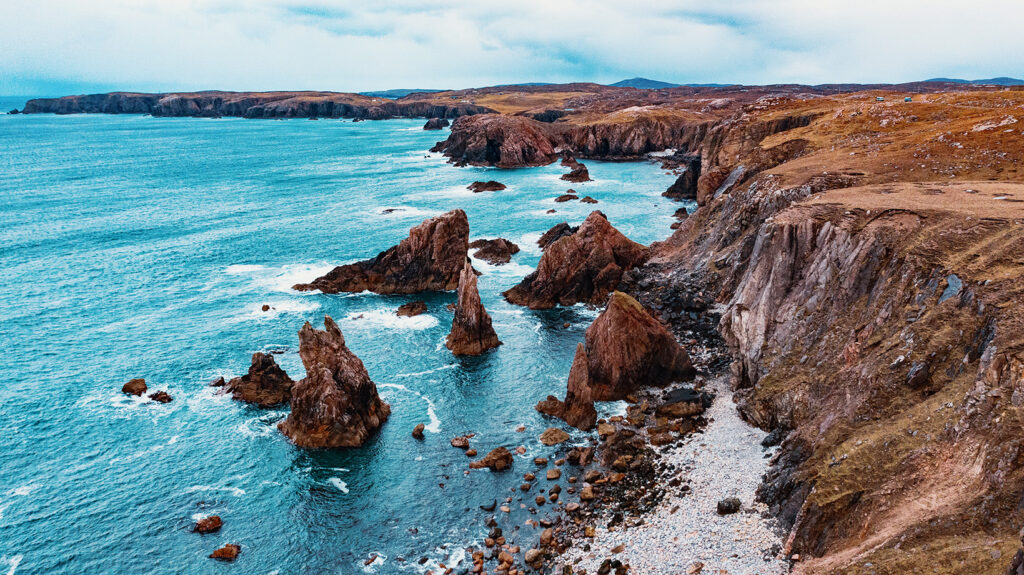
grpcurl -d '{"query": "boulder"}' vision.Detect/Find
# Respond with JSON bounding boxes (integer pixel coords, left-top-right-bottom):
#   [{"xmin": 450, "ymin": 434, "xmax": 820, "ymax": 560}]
[
  {"xmin": 535, "ymin": 343, "xmax": 598, "ymax": 430},
  {"xmin": 573, "ymin": 292, "xmax": 695, "ymax": 401},
  {"xmin": 469, "ymin": 447, "xmax": 514, "ymax": 471},
  {"xmin": 148, "ymin": 391, "xmax": 173, "ymax": 404},
  {"xmin": 194, "ymin": 516, "xmax": 223, "ymax": 534},
  {"xmin": 412, "ymin": 423, "xmax": 425, "ymax": 439},
  {"xmin": 225, "ymin": 352, "xmax": 294, "ymax": 407},
  {"xmin": 655, "ymin": 387, "xmax": 710, "ymax": 418},
  {"xmin": 396, "ymin": 301, "xmax": 427, "ymax": 317},
  {"xmin": 278, "ymin": 317, "xmax": 391, "ymax": 448},
  {"xmin": 580, "ymin": 196, "xmax": 599, "ymax": 204},
  {"xmin": 467, "ymin": 180, "xmax": 507, "ymax": 193},
  {"xmin": 717, "ymin": 497, "xmax": 741, "ymax": 515},
  {"xmin": 122, "ymin": 378, "xmax": 147, "ymax": 396},
  {"xmin": 504, "ymin": 212, "xmax": 649, "ymax": 309},
  {"xmin": 210, "ymin": 544, "xmax": 240, "ymax": 561},
  {"xmin": 293, "ymin": 209, "xmax": 469, "ymax": 294},
  {"xmin": 423, "ymin": 117, "xmax": 450, "ymax": 130},
  {"xmin": 555, "ymin": 194, "xmax": 579, "ymax": 203},
  {"xmin": 469, "ymin": 238, "xmax": 520, "ymax": 265},
  {"xmin": 540, "ymin": 427, "xmax": 570, "ymax": 446},
  {"xmin": 561, "ymin": 163, "xmax": 592, "ymax": 183},
  {"xmin": 446, "ymin": 261, "xmax": 501, "ymax": 356}
]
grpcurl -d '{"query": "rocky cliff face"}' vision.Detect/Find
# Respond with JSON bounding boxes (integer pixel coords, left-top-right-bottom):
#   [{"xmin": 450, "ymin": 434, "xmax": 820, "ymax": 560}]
[
  {"xmin": 225, "ymin": 352, "xmax": 294, "ymax": 407},
  {"xmin": 20, "ymin": 92, "xmax": 493, "ymax": 119},
  {"xmin": 535, "ymin": 342, "xmax": 598, "ymax": 430},
  {"xmin": 294, "ymin": 209, "xmax": 469, "ymax": 294},
  {"xmin": 431, "ymin": 114, "xmax": 562, "ymax": 168},
  {"xmin": 575, "ymin": 292, "xmax": 695, "ymax": 401},
  {"xmin": 504, "ymin": 212, "xmax": 648, "ymax": 309},
  {"xmin": 446, "ymin": 261, "xmax": 501, "ymax": 356},
  {"xmin": 278, "ymin": 317, "xmax": 390, "ymax": 448}
]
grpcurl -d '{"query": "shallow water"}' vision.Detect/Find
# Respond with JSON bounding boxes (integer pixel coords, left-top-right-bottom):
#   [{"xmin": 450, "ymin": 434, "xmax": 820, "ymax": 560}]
[{"xmin": 0, "ymin": 104, "xmax": 692, "ymax": 574}]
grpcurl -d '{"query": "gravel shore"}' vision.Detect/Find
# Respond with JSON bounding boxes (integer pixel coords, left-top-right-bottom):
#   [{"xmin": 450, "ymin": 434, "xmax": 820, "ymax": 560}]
[{"xmin": 558, "ymin": 375, "xmax": 789, "ymax": 574}]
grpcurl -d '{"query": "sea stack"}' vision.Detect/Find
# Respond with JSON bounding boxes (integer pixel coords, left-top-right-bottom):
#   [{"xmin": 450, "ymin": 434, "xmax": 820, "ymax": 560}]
[
  {"xmin": 535, "ymin": 343, "xmax": 598, "ymax": 430},
  {"xmin": 293, "ymin": 209, "xmax": 469, "ymax": 294},
  {"xmin": 278, "ymin": 316, "xmax": 391, "ymax": 448},
  {"xmin": 504, "ymin": 212, "xmax": 649, "ymax": 309},
  {"xmin": 446, "ymin": 261, "xmax": 501, "ymax": 355},
  {"xmin": 575, "ymin": 291, "xmax": 694, "ymax": 400},
  {"xmin": 225, "ymin": 352, "xmax": 294, "ymax": 407}
]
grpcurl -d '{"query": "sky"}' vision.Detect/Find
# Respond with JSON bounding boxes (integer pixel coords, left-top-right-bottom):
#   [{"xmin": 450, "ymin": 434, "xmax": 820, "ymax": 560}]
[{"xmin": 2, "ymin": 0, "xmax": 1023, "ymax": 96}]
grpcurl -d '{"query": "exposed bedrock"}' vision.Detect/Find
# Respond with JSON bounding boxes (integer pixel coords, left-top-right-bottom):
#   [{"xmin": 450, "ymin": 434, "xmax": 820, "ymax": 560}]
[
  {"xmin": 225, "ymin": 352, "xmax": 294, "ymax": 407},
  {"xmin": 446, "ymin": 261, "xmax": 501, "ymax": 356},
  {"xmin": 576, "ymin": 291, "xmax": 694, "ymax": 401},
  {"xmin": 293, "ymin": 209, "xmax": 469, "ymax": 294},
  {"xmin": 535, "ymin": 342, "xmax": 598, "ymax": 430},
  {"xmin": 469, "ymin": 238, "xmax": 520, "ymax": 265},
  {"xmin": 20, "ymin": 92, "xmax": 494, "ymax": 119},
  {"xmin": 504, "ymin": 211, "xmax": 648, "ymax": 309},
  {"xmin": 662, "ymin": 154, "xmax": 701, "ymax": 201},
  {"xmin": 423, "ymin": 117, "xmax": 449, "ymax": 130},
  {"xmin": 431, "ymin": 114, "xmax": 561, "ymax": 168},
  {"xmin": 278, "ymin": 316, "xmax": 390, "ymax": 448}
]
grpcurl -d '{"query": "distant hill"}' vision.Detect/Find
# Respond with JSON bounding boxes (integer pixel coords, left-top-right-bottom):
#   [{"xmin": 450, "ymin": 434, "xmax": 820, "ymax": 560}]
[
  {"xmin": 359, "ymin": 89, "xmax": 446, "ymax": 99},
  {"xmin": 610, "ymin": 77, "xmax": 680, "ymax": 89},
  {"xmin": 925, "ymin": 77, "xmax": 1024, "ymax": 86}
]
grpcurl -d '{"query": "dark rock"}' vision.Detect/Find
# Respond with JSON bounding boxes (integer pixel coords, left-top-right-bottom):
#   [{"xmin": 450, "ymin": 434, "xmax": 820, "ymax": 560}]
[
  {"xmin": 225, "ymin": 352, "xmax": 294, "ymax": 407},
  {"xmin": 561, "ymin": 163, "xmax": 592, "ymax": 183},
  {"xmin": 122, "ymin": 378, "xmax": 147, "ymax": 396},
  {"xmin": 423, "ymin": 117, "xmax": 450, "ymax": 130},
  {"xmin": 470, "ymin": 238, "xmax": 520, "ymax": 265},
  {"xmin": 469, "ymin": 447, "xmax": 514, "ymax": 471},
  {"xmin": 148, "ymin": 391, "xmax": 173, "ymax": 404},
  {"xmin": 655, "ymin": 387, "xmax": 710, "ymax": 418},
  {"xmin": 468, "ymin": 180, "xmax": 507, "ymax": 193},
  {"xmin": 432, "ymin": 114, "xmax": 560, "ymax": 168},
  {"xmin": 210, "ymin": 544, "xmax": 240, "ymax": 561},
  {"xmin": 446, "ymin": 261, "xmax": 501, "ymax": 355},
  {"xmin": 555, "ymin": 194, "xmax": 579, "ymax": 203},
  {"xmin": 194, "ymin": 516, "xmax": 223, "ymax": 534},
  {"xmin": 907, "ymin": 361, "xmax": 931, "ymax": 389},
  {"xmin": 537, "ymin": 222, "xmax": 578, "ymax": 250},
  {"xmin": 580, "ymin": 196, "xmax": 599, "ymax": 204},
  {"xmin": 662, "ymin": 155, "xmax": 701, "ymax": 200},
  {"xmin": 397, "ymin": 301, "xmax": 427, "ymax": 317},
  {"xmin": 412, "ymin": 423, "xmax": 425, "ymax": 439},
  {"xmin": 717, "ymin": 497, "xmax": 741, "ymax": 515}
]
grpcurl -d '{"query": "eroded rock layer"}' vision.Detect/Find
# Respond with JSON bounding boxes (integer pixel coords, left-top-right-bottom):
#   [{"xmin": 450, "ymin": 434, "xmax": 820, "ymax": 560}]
[
  {"xmin": 446, "ymin": 261, "xmax": 501, "ymax": 356},
  {"xmin": 535, "ymin": 343, "xmax": 598, "ymax": 430}
]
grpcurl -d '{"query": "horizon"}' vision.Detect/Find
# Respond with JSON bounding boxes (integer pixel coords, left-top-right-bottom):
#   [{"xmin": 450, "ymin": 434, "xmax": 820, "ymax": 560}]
[{"xmin": 3, "ymin": 1, "xmax": 1023, "ymax": 96}]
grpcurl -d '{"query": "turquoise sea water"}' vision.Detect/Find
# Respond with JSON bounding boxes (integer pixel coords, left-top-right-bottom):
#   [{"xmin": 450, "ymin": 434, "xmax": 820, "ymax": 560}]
[{"xmin": 0, "ymin": 100, "xmax": 690, "ymax": 574}]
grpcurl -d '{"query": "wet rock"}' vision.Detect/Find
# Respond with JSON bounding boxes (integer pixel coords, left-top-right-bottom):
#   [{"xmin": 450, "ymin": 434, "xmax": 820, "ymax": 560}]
[
  {"xmin": 535, "ymin": 343, "xmax": 598, "ymax": 430},
  {"xmin": 504, "ymin": 212, "xmax": 649, "ymax": 309},
  {"xmin": 210, "ymin": 544, "xmax": 240, "ymax": 561},
  {"xmin": 293, "ymin": 209, "xmax": 469, "ymax": 294},
  {"xmin": 122, "ymin": 378, "xmax": 147, "ymax": 396},
  {"xmin": 761, "ymin": 428, "xmax": 786, "ymax": 448},
  {"xmin": 194, "ymin": 515, "xmax": 223, "ymax": 534},
  {"xmin": 562, "ymin": 163, "xmax": 592, "ymax": 183},
  {"xmin": 261, "ymin": 304, "xmax": 271, "ymax": 312},
  {"xmin": 412, "ymin": 423, "xmax": 425, "ymax": 439},
  {"xmin": 451, "ymin": 436, "xmax": 470, "ymax": 449},
  {"xmin": 540, "ymin": 427, "xmax": 571, "ymax": 446},
  {"xmin": 577, "ymin": 292, "xmax": 695, "ymax": 401},
  {"xmin": 225, "ymin": 352, "xmax": 294, "ymax": 407},
  {"xmin": 469, "ymin": 238, "xmax": 520, "ymax": 265},
  {"xmin": 580, "ymin": 196, "xmax": 599, "ymax": 204},
  {"xmin": 537, "ymin": 222, "xmax": 578, "ymax": 250},
  {"xmin": 278, "ymin": 317, "xmax": 391, "ymax": 448},
  {"xmin": 469, "ymin": 447, "xmax": 514, "ymax": 471},
  {"xmin": 446, "ymin": 261, "xmax": 502, "ymax": 355},
  {"xmin": 717, "ymin": 497, "xmax": 741, "ymax": 515},
  {"xmin": 673, "ymin": 207, "xmax": 689, "ymax": 219},
  {"xmin": 423, "ymin": 117, "xmax": 450, "ymax": 130},
  {"xmin": 555, "ymin": 193, "xmax": 579, "ymax": 203},
  {"xmin": 209, "ymin": 377, "xmax": 226, "ymax": 387},
  {"xmin": 148, "ymin": 391, "xmax": 173, "ymax": 403},
  {"xmin": 397, "ymin": 301, "xmax": 427, "ymax": 317},
  {"xmin": 481, "ymin": 500, "xmax": 497, "ymax": 512},
  {"xmin": 468, "ymin": 180, "xmax": 507, "ymax": 193}
]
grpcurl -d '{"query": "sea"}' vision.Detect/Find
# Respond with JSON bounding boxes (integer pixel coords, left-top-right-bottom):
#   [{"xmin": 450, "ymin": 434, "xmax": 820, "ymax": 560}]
[{"xmin": 0, "ymin": 96, "xmax": 693, "ymax": 574}]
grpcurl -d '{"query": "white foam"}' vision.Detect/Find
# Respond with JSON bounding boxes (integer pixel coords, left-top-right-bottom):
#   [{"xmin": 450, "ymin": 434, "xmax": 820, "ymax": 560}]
[
  {"xmin": 417, "ymin": 185, "xmax": 482, "ymax": 199},
  {"xmin": 468, "ymin": 256, "xmax": 535, "ymax": 278},
  {"xmin": 227, "ymin": 263, "xmax": 337, "ymax": 293},
  {"xmin": 185, "ymin": 485, "xmax": 246, "ymax": 497},
  {"xmin": 226, "ymin": 264, "xmax": 266, "ymax": 274},
  {"xmin": 360, "ymin": 552, "xmax": 386, "ymax": 572},
  {"xmin": 329, "ymin": 478, "xmax": 349, "ymax": 493},
  {"xmin": 516, "ymin": 232, "xmax": 543, "ymax": 256},
  {"xmin": 395, "ymin": 364, "xmax": 457, "ymax": 378},
  {"xmin": 109, "ymin": 435, "xmax": 180, "ymax": 465},
  {"xmin": 375, "ymin": 206, "xmax": 443, "ymax": 218},
  {"xmin": 344, "ymin": 309, "xmax": 438, "ymax": 330},
  {"xmin": 2, "ymin": 555, "xmax": 23, "ymax": 575},
  {"xmin": 8, "ymin": 486, "xmax": 34, "ymax": 497},
  {"xmin": 232, "ymin": 299, "xmax": 321, "ymax": 323},
  {"xmin": 379, "ymin": 383, "xmax": 442, "ymax": 433}
]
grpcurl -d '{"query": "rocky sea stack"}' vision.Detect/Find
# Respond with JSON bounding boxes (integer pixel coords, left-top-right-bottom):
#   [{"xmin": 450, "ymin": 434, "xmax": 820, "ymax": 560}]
[
  {"xmin": 469, "ymin": 238, "xmax": 520, "ymax": 265},
  {"xmin": 446, "ymin": 261, "xmax": 501, "ymax": 356},
  {"xmin": 278, "ymin": 317, "xmax": 391, "ymax": 448},
  {"xmin": 293, "ymin": 209, "xmax": 469, "ymax": 294},
  {"xmin": 432, "ymin": 114, "xmax": 559, "ymax": 168},
  {"xmin": 535, "ymin": 343, "xmax": 598, "ymax": 430},
  {"xmin": 423, "ymin": 117, "xmax": 449, "ymax": 130},
  {"xmin": 225, "ymin": 352, "xmax": 294, "ymax": 407},
  {"xmin": 504, "ymin": 212, "xmax": 649, "ymax": 308},
  {"xmin": 575, "ymin": 291, "xmax": 694, "ymax": 400}
]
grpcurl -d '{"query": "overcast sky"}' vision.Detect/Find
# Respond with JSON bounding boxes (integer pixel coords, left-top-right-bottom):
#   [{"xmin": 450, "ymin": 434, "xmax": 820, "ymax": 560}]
[{"xmin": 2, "ymin": 0, "xmax": 1022, "ymax": 95}]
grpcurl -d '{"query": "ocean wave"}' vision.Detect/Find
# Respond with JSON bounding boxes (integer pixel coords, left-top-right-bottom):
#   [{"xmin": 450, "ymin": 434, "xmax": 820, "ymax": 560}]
[
  {"xmin": 1, "ymin": 554, "xmax": 23, "ymax": 575},
  {"xmin": 374, "ymin": 206, "xmax": 443, "ymax": 219},
  {"xmin": 378, "ymin": 383, "xmax": 441, "ymax": 433},
  {"xmin": 515, "ymin": 232, "xmax": 543, "ymax": 256},
  {"xmin": 226, "ymin": 262, "xmax": 337, "ymax": 293},
  {"xmin": 185, "ymin": 485, "xmax": 246, "ymax": 497},
  {"xmin": 329, "ymin": 477, "xmax": 349, "ymax": 493},
  {"xmin": 343, "ymin": 309, "xmax": 438, "ymax": 330},
  {"xmin": 108, "ymin": 435, "xmax": 180, "ymax": 465},
  {"xmin": 228, "ymin": 299, "xmax": 321, "ymax": 324},
  {"xmin": 467, "ymin": 256, "xmax": 535, "ymax": 278},
  {"xmin": 394, "ymin": 364, "xmax": 457, "ymax": 378}
]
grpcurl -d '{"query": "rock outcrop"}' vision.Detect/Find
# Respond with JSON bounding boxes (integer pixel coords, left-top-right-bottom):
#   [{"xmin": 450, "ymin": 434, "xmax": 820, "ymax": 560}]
[
  {"xmin": 294, "ymin": 209, "xmax": 469, "ymax": 294},
  {"xmin": 225, "ymin": 352, "xmax": 294, "ymax": 407},
  {"xmin": 446, "ymin": 261, "xmax": 501, "ymax": 356},
  {"xmin": 467, "ymin": 181, "xmax": 506, "ymax": 193},
  {"xmin": 423, "ymin": 117, "xmax": 449, "ymax": 130},
  {"xmin": 396, "ymin": 301, "xmax": 427, "ymax": 317},
  {"xmin": 278, "ymin": 317, "xmax": 391, "ymax": 448},
  {"xmin": 504, "ymin": 212, "xmax": 649, "ymax": 308},
  {"xmin": 469, "ymin": 238, "xmax": 520, "ymax": 265},
  {"xmin": 561, "ymin": 163, "xmax": 592, "ymax": 183},
  {"xmin": 572, "ymin": 292, "xmax": 694, "ymax": 401},
  {"xmin": 535, "ymin": 343, "xmax": 598, "ymax": 430},
  {"xmin": 122, "ymin": 378, "xmax": 147, "ymax": 396},
  {"xmin": 662, "ymin": 154, "xmax": 701, "ymax": 200},
  {"xmin": 432, "ymin": 114, "xmax": 560, "ymax": 168},
  {"xmin": 537, "ymin": 222, "xmax": 578, "ymax": 250},
  {"xmin": 469, "ymin": 447, "xmax": 513, "ymax": 471}
]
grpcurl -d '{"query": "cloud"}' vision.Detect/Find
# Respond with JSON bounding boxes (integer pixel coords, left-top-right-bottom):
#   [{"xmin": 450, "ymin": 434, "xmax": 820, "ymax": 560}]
[{"xmin": 0, "ymin": 0, "xmax": 1021, "ymax": 95}]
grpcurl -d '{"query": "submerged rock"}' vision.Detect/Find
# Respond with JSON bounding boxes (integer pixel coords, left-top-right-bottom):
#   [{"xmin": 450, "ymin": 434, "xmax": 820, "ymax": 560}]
[
  {"xmin": 504, "ymin": 212, "xmax": 649, "ymax": 309},
  {"xmin": 122, "ymin": 378, "xmax": 147, "ymax": 396},
  {"xmin": 423, "ymin": 117, "xmax": 450, "ymax": 130},
  {"xmin": 469, "ymin": 447, "xmax": 514, "ymax": 471},
  {"xmin": 148, "ymin": 391, "xmax": 173, "ymax": 404},
  {"xmin": 574, "ymin": 291, "xmax": 695, "ymax": 400},
  {"xmin": 396, "ymin": 301, "xmax": 427, "ymax": 317},
  {"xmin": 580, "ymin": 196, "xmax": 599, "ymax": 204},
  {"xmin": 225, "ymin": 352, "xmax": 294, "ymax": 407},
  {"xmin": 469, "ymin": 238, "xmax": 520, "ymax": 265},
  {"xmin": 293, "ymin": 209, "xmax": 469, "ymax": 294},
  {"xmin": 536, "ymin": 343, "xmax": 598, "ymax": 430},
  {"xmin": 446, "ymin": 261, "xmax": 501, "ymax": 355},
  {"xmin": 555, "ymin": 193, "xmax": 579, "ymax": 203},
  {"xmin": 278, "ymin": 317, "xmax": 391, "ymax": 448},
  {"xmin": 467, "ymin": 180, "xmax": 507, "ymax": 193}
]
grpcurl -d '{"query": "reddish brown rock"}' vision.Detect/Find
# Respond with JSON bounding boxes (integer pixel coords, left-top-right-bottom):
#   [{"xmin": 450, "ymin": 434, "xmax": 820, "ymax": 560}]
[
  {"xmin": 469, "ymin": 447, "xmax": 514, "ymax": 471},
  {"xmin": 278, "ymin": 317, "xmax": 391, "ymax": 448},
  {"xmin": 662, "ymin": 154, "xmax": 701, "ymax": 200},
  {"xmin": 225, "ymin": 352, "xmax": 294, "ymax": 407},
  {"xmin": 467, "ymin": 180, "xmax": 507, "ymax": 193},
  {"xmin": 446, "ymin": 261, "xmax": 501, "ymax": 355},
  {"xmin": 293, "ymin": 210, "xmax": 469, "ymax": 294},
  {"xmin": 432, "ymin": 114, "xmax": 559, "ymax": 168},
  {"xmin": 504, "ymin": 212, "xmax": 649, "ymax": 309},
  {"xmin": 469, "ymin": 238, "xmax": 520, "ymax": 265},
  {"xmin": 194, "ymin": 515, "xmax": 223, "ymax": 534},
  {"xmin": 396, "ymin": 301, "xmax": 427, "ymax": 317},
  {"xmin": 148, "ymin": 391, "xmax": 173, "ymax": 404},
  {"xmin": 537, "ymin": 222, "xmax": 578, "ymax": 250},
  {"xmin": 561, "ymin": 163, "xmax": 592, "ymax": 183},
  {"xmin": 412, "ymin": 423, "xmax": 425, "ymax": 439},
  {"xmin": 535, "ymin": 343, "xmax": 598, "ymax": 430},
  {"xmin": 574, "ymin": 292, "xmax": 695, "ymax": 400},
  {"xmin": 423, "ymin": 117, "xmax": 449, "ymax": 130},
  {"xmin": 210, "ymin": 544, "xmax": 240, "ymax": 561},
  {"xmin": 580, "ymin": 196, "xmax": 599, "ymax": 204},
  {"xmin": 555, "ymin": 193, "xmax": 579, "ymax": 203},
  {"xmin": 122, "ymin": 378, "xmax": 147, "ymax": 396}
]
